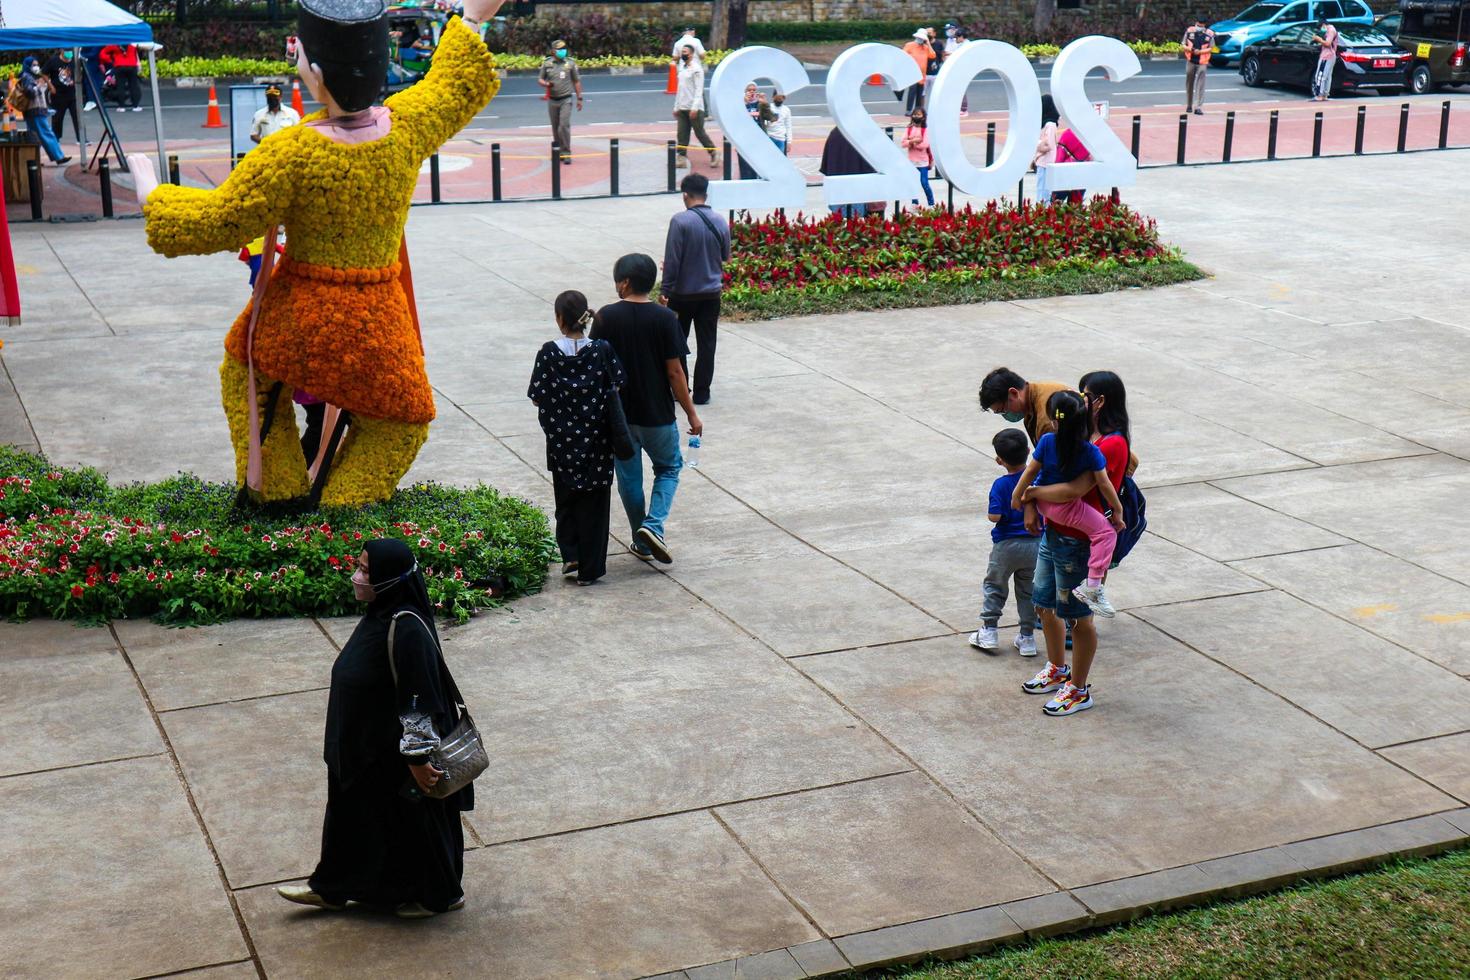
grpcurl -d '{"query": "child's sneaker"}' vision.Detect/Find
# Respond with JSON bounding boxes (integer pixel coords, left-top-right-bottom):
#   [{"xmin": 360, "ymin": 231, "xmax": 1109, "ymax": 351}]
[
  {"xmin": 967, "ymin": 626, "xmax": 999, "ymax": 654},
  {"xmin": 1013, "ymin": 633, "xmax": 1037, "ymax": 657},
  {"xmin": 1043, "ymin": 682, "xmax": 1093, "ymax": 716},
  {"xmin": 1071, "ymin": 584, "xmax": 1117, "ymax": 619},
  {"xmin": 1023, "ymin": 662, "xmax": 1070, "ymax": 694}
]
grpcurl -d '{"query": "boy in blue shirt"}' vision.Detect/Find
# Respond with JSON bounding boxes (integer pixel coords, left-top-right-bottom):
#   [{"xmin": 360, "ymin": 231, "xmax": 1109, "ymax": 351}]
[{"xmin": 969, "ymin": 428, "xmax": 1041, "ymax": 656}]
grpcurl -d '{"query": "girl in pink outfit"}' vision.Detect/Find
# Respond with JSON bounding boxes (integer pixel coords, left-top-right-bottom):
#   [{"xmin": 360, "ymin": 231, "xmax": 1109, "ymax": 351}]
[
  {"xmin": 1011, "ymin": 390, "xmax": 1126, "ymax": 617},
  {"xmin": 900, "ymin": 109, "xmax": 934, "ymax": 207}
]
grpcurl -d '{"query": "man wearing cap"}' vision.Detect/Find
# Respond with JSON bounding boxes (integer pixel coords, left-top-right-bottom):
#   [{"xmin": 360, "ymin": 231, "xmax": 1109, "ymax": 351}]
[
  {"xmin": 539, "ymin": 39, "xmax": 583, "ymax": 165},
  {"xmin": 249, "ymin": 84, "xmax": 300, "ymax": 143},
  {"xmin": 902, "ymin": 29, "xmax": 934, "ymax": 113}
]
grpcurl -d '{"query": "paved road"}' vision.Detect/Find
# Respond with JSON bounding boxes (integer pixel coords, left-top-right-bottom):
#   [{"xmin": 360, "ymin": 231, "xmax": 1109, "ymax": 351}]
[{"xmin": 84, "ymin": 59, "xmax": 1459, "ymax": 149}]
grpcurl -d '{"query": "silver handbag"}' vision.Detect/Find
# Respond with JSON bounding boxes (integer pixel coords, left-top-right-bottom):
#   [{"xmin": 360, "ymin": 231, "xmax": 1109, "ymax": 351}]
[{"xmin": 388, "ymin": 610, "xmax": 488, "ymax": 800}]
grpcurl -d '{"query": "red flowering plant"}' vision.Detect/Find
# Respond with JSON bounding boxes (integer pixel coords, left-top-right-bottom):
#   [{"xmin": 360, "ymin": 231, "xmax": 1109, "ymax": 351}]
[
  {"xmin": 0, "ymin": 448, "xmax": 555, "ymax": 627},
  {"xmin": 722, "ymin": 198, "xmax": 1198, "ymax": 318}
]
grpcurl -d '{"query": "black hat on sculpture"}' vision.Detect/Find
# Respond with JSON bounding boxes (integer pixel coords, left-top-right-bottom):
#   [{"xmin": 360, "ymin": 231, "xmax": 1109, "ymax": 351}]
[{"xmin": 297, "ymin": 0, "xmax": 389, "ymax": 113}]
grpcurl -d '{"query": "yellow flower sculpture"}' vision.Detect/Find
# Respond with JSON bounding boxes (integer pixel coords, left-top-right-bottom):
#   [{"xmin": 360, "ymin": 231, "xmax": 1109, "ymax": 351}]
[{"xmin": 142, "ymin": 16, "xmax": 499, "ymax": 506}]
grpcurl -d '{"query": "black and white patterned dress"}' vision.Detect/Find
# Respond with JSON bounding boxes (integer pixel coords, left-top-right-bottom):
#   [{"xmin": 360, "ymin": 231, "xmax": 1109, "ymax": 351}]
[{"xmin": 527, "ymin": 338, "xmax": 626, "ymax": 490}]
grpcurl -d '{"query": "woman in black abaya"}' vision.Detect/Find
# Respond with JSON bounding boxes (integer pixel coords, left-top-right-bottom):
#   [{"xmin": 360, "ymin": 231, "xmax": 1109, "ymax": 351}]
[{"xmin": 277, "ymin": 538, "xmax": 473, "ymax": 919}]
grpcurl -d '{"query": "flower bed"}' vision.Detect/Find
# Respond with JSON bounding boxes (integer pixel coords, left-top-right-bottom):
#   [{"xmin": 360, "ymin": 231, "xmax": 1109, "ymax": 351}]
[
  {"xmin": 722, "ymin": 199, "xmax": 1202, "ymax": 320},
  {"xmin": 0, "ymin": 447, "xmax": 555, "ymax": 627}
]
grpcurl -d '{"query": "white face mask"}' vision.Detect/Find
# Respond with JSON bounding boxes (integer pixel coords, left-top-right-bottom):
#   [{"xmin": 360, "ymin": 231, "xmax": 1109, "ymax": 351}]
[{"xmin": 351, "ymin": 568, "xmax": 376, "ymax": 602}]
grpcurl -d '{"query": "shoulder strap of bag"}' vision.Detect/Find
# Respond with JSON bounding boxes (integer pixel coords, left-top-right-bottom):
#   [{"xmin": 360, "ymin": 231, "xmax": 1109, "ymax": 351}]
[
  {"xmin": 689, "ymin": 205, "xmax": 726, "ymax": 248},
  {"xmin": 387, "ymin": 609, "xmax": 466, "ymax": 710}
]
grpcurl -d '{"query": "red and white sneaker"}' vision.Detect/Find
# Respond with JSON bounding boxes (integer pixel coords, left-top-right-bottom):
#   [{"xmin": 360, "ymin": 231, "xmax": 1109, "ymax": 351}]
[
  {"xmin": 1023, "ymin": 662, "xmax": 1070, "ymax": 694},
  {"xmin": 1043, "ymin": 682, "xmax": 1093, "ymax": 716}
]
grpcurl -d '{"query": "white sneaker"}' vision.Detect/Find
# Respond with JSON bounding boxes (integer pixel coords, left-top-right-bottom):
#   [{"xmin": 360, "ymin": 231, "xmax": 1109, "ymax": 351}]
[
  {"xmin": 1071, "ymin": 583, "xmax": 1117, "ymax": 619},
  {"xmin": 967, "ymin": 626, "xmax": 999, "ymax": 653},
  {"xmin": 83, "ymin": 101, "xmax": 97, "ymax": 112},
  {"xmin": 1014, "ymin": 633, "xmax": 1037, "ymax": 657}
]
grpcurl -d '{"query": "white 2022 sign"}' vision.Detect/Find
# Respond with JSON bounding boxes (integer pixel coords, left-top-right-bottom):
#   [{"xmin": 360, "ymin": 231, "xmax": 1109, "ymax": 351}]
[{"xmin": 706, "ymin": 36, "xmax": 1140, "ymax": 211}]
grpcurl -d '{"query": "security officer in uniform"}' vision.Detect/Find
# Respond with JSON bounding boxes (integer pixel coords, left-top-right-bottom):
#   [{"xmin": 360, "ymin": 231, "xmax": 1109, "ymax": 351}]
[{"xmin": 538, "ymin": 39, "xmax": 583, "ymax": 165}]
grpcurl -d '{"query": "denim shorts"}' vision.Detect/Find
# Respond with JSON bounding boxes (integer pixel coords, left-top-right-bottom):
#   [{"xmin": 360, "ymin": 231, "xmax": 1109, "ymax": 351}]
[{"xmin": 1030, "ymin": 528, "xmax": 1093, "ymax": 620}]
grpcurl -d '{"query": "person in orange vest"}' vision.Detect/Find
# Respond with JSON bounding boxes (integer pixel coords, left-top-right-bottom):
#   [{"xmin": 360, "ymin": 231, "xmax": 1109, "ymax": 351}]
[
  {"xmin": 1181, "ymin": 16, "xmax": 1215, "ymax": 116},
  {"xmin": 901, "ymin": 29, "xmax": 934, "ymax": 114},
  {"xmin": 100, "ymin": 42, "xmax": 142, "ymax": 110}
]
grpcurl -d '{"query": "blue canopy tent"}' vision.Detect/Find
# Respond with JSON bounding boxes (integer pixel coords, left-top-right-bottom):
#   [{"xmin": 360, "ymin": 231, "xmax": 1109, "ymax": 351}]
[{"xmin": 0, "ymin": 0, "xmax": 166, "ymax": 175}]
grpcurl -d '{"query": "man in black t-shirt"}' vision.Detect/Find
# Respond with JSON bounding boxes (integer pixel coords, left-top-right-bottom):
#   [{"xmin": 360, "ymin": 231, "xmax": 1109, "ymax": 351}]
[{"xmin": 591, "ymin": 253, "xmax": 703, "ymax": 565}]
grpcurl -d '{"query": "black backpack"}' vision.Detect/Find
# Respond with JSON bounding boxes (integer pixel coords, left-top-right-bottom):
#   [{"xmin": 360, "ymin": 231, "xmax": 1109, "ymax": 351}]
[{"xmin": 1111, "ymin": 476, "xmax": 1148, "ymax": 564}]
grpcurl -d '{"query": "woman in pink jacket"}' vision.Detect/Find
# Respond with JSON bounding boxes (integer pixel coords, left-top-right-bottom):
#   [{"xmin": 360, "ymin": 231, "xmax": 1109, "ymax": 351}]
[{"xmin": 900, "ymin": 108, "xmax": 934, "ymax": 207}]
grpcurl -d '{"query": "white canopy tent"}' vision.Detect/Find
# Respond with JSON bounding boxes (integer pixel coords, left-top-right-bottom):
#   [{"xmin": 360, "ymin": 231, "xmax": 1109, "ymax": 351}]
[{"xmin": 0, "ymin": 0, "xmax": 166, "ymax": 177}]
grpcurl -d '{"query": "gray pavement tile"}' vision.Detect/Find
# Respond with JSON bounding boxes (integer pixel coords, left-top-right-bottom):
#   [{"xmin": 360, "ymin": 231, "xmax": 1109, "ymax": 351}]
[
  {"xmin": 671, "ymin": 553, "xmax": 952, "ymax": 658},
  {"xmin": 238, "ymin": 811, "xmax": 819, "ymax": 980},
  {"xmin": 170, "ymin": 963, "xmax": 260, "ymax": 979},
  {"xmin": 834, "ymin": 906, "xmax": 1023, "ymax": 971},
  {"xmin": 1103, "ymin": 533, "xmax": 1268, "ymax": 612},
  {"xmin": 1231, "ymin": 544, "xmax": 1470, "ymax": 677},
  {"xmin": 0, "ymin": 621, "xmax": 161, "ymax": 777},
  {"xmin": 787, "ymin": 939, "xmax": 849, "ymax": 976},
  {"xmin": 998, "ymin": 891, "xmax": 1091, "ymax": 938},
  {"xmin": 800, "ymin": 626, "xmax": 1455, "ymax": 888},
  {"xmin": 686, "ymin": 948, "xmax": 806, "ymax": 980},
  {"xmin": 1134, "ymin": 591, "xmax": 1470, "ymax": 748},
  {"xmin": 1283, "ymin": 814, "xmax": 1469, "ymax": 877},
  {"xmin": 406, "ymin": 401, "xmax": 550, "ymax": 497},
  {"xmin": 716, "ymin": 772, "xmax": 1051, "ymax": 936},
  {"xmin": 0, "ymin": 756, "xmax": 247, "ymax": 980},
  {"xmin": 1441, "ymin": 808, "xmax": 1470, "ymax": 836},
  {"xmin": 1071, "ymin": 865, "xmax": 1217, "ymax": 926},
  {"xmin": 1191, "ymin": 846, "xmax": 1309, "ymax": 898},
  {"xmin": 1143, "ymin": 483, "xmax": 1349, "ymax": 561},
  {"xmin": 115, "ymin": 617, "xmax": 335, "ymax": 711},
  {"xmin": 163, "ymin": 690, "xmax": 329, "ymax": 888},
  {"xmin": 1380, "ymin": 733, "xmax": 1470, "ymax": 802}
]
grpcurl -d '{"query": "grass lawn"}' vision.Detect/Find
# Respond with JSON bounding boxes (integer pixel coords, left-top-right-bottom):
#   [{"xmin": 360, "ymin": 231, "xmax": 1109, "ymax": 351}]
[{"xmin": 871, "ymin": 846, "xmax": 1470, "ymax": 979}]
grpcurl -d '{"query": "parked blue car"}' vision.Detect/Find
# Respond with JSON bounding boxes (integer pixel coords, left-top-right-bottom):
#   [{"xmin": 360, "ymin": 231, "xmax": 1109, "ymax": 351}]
[{"xmin": 1211, "ymin": 0, "xmax": 1376, "ymax": 67}]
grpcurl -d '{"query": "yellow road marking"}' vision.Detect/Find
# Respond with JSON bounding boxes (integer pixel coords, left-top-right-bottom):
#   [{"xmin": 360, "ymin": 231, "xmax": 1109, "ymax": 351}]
[
  {"xmin": 1424, "ymin": 612, "xmax": 1470, "ymax": 624},
  {"xmin": 1352, "ymin": 603, "xmax": 1398, "ymax": 618}
]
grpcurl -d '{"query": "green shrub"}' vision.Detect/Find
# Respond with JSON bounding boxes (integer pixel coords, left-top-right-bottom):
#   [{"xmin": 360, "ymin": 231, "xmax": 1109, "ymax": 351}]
[{"xmin": 0, "ymin": 446, "xmax": 556, "ymax": 626}]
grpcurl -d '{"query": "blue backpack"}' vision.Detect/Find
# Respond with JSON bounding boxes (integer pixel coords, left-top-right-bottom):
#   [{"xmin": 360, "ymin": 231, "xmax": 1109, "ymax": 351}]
[{"xmin": 1111, "ymin": 476, "xmax": 1147, "ymax": 564}]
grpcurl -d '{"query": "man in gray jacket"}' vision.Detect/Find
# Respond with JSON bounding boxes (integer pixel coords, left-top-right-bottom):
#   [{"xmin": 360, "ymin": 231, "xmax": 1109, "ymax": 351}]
[{"xmin": 660, "ymin": 173, "xmax": 730, "ymax": 406}]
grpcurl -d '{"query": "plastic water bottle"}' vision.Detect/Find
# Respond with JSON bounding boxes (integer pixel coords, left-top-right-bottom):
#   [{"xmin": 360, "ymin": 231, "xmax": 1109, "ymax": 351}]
[{"xmin": 686, "ymin": 434, "xmax": 701, "ymax": 469}]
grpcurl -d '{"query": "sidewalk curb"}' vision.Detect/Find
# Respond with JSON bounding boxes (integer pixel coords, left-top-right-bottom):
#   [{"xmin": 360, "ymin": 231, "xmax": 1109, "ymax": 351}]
[{"xmin": 663, "ymin": 810, "xmax": 1470, "ymax": 979}]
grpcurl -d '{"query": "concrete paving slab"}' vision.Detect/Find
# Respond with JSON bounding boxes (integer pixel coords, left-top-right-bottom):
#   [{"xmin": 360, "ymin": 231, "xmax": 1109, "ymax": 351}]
[
  {"xmin": 1071, "ymin": 864, "xmax": 1216, "ymax": 926},
  {"xmin": 238, "ymin": 812, "xmax": 819, "ymax": 980},
  {"xmin": 163, "ymin": 690, "xmax": 330, "ymax": 888},
  {"xmin": 1231, "ymin": 544, "xmax": 1470, "ymax": 677},
  {"xmin": 1144, "ymin": 483, "xmax": 1349, "ymax": 561},
  {"xmin": 800, "ymin": 627, "xmax": 1456, "ymax": 888},
  {"xmin": 834, "ymin": 906, "xmax": 1023, "ymax": 971},
  {"xmin": 786, "ymin": 939, "xmax": 850, "ymax": 976},
  {"xmin": 715, "ymin": 772, "xmax": 1052, "ymax": 936},
  {"xmin": 1191, "ymin": 846, "xmax": 1308, "ymax": 898},
  {"xmin": 1104, "ymin": 533, "xmax": 1268, "ymax": 612},
  {"xmin": 1134, "ymin": 591, "xmax": 1470, "ymax": 749},
  {"xmin": 0, "ymin": 756, "xmax": 247, "ymax": 979},
  {"xmin": 685, "ymin": 948, "xmax": 806, "ymax": 980},
  {"xmin": 0, "ymin": 622, "xmax": 161, "ymax": 777},
  {"xmin": 1380, "ymin": 733, "xmax": 1470, "ymax": 803},
  {"xmin": 116, "ymin": 617, "xmax": 335, "ymax": 711},
  {"xmin": 998, "ymin": 891, "xmax": 1092, "ymax": 938}
]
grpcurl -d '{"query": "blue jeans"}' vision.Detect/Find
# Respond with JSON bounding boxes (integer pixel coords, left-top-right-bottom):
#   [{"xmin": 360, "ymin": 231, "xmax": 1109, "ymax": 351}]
[
  {"xmin": 26, "ymin": 111, "xmax": 64, "ymax": 163},
  {"xmin": 770, "ymin": 137, "xmax": 787, "ymax": 154},
  {"xmin": 914, "ymin": 165, "xmax": 934, "ymax": 206},
  {"xmin": 614, "ymin": 422, "xmax": 682, "ymax": 542},
  {"xmin": 1030, "ymin": 528, "xmax": 1093, "ymax": 620}
]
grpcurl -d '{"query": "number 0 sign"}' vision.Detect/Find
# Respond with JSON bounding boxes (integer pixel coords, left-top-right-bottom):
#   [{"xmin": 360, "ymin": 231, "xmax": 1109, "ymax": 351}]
[{"xmin": 706, "ymin": 35, "xmax": 1141, "ymax": 212}]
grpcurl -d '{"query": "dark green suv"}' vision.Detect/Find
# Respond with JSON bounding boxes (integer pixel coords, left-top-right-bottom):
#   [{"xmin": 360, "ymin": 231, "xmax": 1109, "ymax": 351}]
[{"xmin": 1397, "ymin": 0, "xmax": 1469, "ymax": 92}]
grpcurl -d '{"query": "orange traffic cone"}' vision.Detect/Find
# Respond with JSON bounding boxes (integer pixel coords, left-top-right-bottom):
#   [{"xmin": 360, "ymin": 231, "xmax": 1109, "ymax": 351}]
[
  {"xmin": 666, "ymin": 61, "xmax": 678, "ymax": 95},
  {"xmin": 866, "ymin": 73, "xmax": 885, "ymax": 86},
  {"xmin": 291, "ymin": 79, "xmax": 305, "ymax": 115},
  {"xmin": 202, "ymin": 84, "xmax": 226, "ymax": 128}
]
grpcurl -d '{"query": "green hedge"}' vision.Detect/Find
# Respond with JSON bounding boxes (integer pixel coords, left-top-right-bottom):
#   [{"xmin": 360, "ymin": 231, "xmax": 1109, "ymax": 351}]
[{"xmin": 0, "ymin": 446, "xmax": 556, "ymax": 626}]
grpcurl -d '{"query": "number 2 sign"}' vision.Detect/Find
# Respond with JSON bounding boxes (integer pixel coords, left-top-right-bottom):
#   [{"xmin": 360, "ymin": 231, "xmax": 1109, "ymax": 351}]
[{"xmin": 705, "ymin": 36, "xmax": 1141, "ymax": 212}]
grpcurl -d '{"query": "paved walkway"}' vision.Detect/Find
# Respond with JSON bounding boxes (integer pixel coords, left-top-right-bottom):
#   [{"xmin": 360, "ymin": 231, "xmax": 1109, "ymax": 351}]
[{"xmin": 2, "ymin": 152, "xmax": 1470, "ymax": 979}]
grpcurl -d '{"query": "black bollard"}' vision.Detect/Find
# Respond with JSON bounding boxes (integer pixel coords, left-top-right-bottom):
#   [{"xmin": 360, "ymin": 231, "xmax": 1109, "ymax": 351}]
[
  {"xmin": 429, "ymin": 152, "xmax": 441, "ymax": 203},
  {"xmin": 491, "ymin": 143, "xmax": 502, "ymax": 201},
  {"xmin": 1355, "ymin": 105, "xmax": 1366, "ymax": 155},
  {"xmin": 550, "ymin": 144, "xmax": 562, "ymax": 199},
  {"xmin": 26, "ymin": 159, "xmax": 42, "ymax": 220},
  {"xmin": 1267, "ymin": 110, "xmax": 1279, "ymax": 160},
  {"xmin": 723, "ymin": 138, "xmax": 732, "ymax": 181},
  {"xmin": 1177, "ymin": 114, "xmax": 1188, "ymax": 165},
  {"xmin": 168, "ymin": 154, "xmax": 181, "ymax": 186},
  {"xmin": 1398, "ymin": 102, "xmax": 1409, "ymax": 152},
  {"xmin": 1131, "ymin": 115, "xmax": 1142, "ymax": 160},
  {"xmin": 609, "ymin": 138, "xmax": 619, "ymax": 196},
  {"xmin": 1312, "ymin": 111, "xmax": 1323, "ymax": 158},
  {"xmin": 99, "ymin": 159, "xmax": 114, "ymax": 218},
  {"xmin": 1440, "ymin": 100, "xmax": 1451, "ymax": 150},
  {"xmin": 985, "ymin": 122, "xmax": 996, "ymax": 166},
  {"xmin": 666, "ymin": 140, "xmax": 676, "ymax": 192},
  {"xmin": 1223, "ymin": 110, "xmax": 1235, "ymax": 163}
]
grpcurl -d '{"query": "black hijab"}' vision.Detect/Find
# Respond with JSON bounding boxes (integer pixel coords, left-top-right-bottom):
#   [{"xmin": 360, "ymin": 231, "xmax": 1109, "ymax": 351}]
[{"xmin": 364, "ymin": 538, "xmax": 441, "ymax": 649}]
